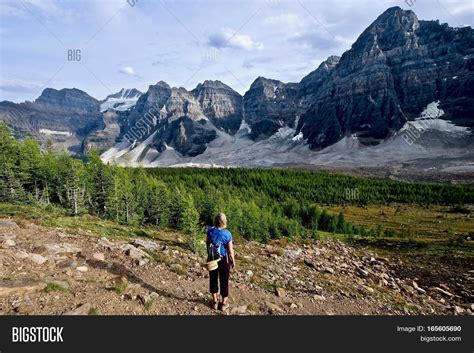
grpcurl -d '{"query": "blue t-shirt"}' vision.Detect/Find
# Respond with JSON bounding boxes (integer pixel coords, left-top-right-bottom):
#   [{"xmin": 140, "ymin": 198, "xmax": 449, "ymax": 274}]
[{"xmin": 206, "ymin": 227, "xmax": 232, "ymax": 258}]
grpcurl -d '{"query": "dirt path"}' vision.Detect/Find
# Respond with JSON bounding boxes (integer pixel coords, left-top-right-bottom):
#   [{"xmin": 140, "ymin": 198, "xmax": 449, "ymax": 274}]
[{"xmin": 0, "ymin": 218, "xmax": 471, "ymax": 315}]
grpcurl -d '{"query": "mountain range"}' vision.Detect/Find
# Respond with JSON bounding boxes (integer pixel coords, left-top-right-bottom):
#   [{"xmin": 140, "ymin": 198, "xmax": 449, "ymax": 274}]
[{"xmin": 1, "ymin": 7, "xmax": 473, "ymax": 174}]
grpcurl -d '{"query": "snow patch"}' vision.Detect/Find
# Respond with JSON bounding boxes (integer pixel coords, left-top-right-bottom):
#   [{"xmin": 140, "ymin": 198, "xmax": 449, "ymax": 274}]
[
  {"xmin": 100, "ymin": 88, "xmax": 141, "ymax": 112},
  {"xmin": 39, "ymin": 129, "xmax": 72, "ymax": 136},
  {"xmin": 411, "ymin": 101, "xmax": 468, "ymax": 133}
]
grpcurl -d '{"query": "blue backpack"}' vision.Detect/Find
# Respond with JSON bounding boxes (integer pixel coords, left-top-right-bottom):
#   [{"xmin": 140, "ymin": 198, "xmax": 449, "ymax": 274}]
[{"xmin": 207, "ymin": 227, "xmax": 223, "ymax": 261}]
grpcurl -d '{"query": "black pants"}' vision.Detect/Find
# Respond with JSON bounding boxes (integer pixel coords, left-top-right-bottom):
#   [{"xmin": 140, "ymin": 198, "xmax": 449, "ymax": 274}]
[{"xmin": 209, "ymin": 256, "xmax": 230, "ymax": 298}]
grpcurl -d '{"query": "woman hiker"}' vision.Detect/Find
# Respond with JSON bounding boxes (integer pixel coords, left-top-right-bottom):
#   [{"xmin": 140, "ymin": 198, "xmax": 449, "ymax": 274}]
[{"xmin": 206, "ymin": 213, "xmax": 235, "ymax": 311}]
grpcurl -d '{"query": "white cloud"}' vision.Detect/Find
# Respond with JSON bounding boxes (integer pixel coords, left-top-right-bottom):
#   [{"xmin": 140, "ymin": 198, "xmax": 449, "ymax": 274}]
[
  {"xmin": 0, "ymin": 79, "xmax": 42, "ymax": 93},
  {"xmin": 263, "ymin": 13, "xmax": 303, "ymax": 27},
  {"xmin": 208, "ymin": 28, "xmax": 263, "ymax": 51},
  {"xmin": 449, "ymin": 1, "xmax": 474, "ymax": 15},
  {"xmin": 119, "ymin": 66, "xmax": 137, "ymax": 76}
]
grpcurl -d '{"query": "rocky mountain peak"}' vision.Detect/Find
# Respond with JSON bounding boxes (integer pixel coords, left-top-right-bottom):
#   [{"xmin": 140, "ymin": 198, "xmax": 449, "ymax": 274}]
[
  {"xmin": 35, "ymin": 88, "xmax": 99, "ymax": 114},
  {"xmin": 353, "ymin": 6, "xmax": 420, "ymax": 54},
  {"xmin": 105, "ymin": 88, "xmax": 142, "ymax": 100},
  {"xmin": 299, "ymin": 55, "xmax": 340, "ymax": 96},
  {"xmin": 192, "ymin": 80, "xmax": 243, "ymax": 134},
  {"xmin": 196, "ymin": 80, "xmax": 231, "ymax": 90}
]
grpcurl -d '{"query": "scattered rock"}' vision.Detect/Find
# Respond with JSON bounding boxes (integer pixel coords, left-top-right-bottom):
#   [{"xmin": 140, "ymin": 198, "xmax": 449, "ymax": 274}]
[
  {"xmin": 313, "ymin": 295, "xmax": 326, "ymax": 301},
  {"xmin": 230, "ymin": 305, "xmax": 248, "ymax": 315},
  {"xmin": 304, "ymin": 258, "xmax": 317, "ymax": 269},
  {"xmin": 275, "ymin": 287, "xmax": 286, "ymax": 298},
  {"xmin": 28, "ymin": 253, "xmax": 47, "ymax": 265},
  {"xmin": 265, "ymin": 301, "xmax": 283, "ymax": 313},
  {"xmin": 98, "ymin": 237, "xmax": 114, "ymax": 249},
  {"xmin": 64, "ymin": 303, "xmax": 92, "ymax": 315},
  {"xmin": 123, "ymin": 244, "xmax": 149, "ymax": 264},
  {"xmin": 364, "ymin": 286, "xmax": 375, "ymax": 294},
  {"xmin": 137, "ymin": 294, "xmax": 153, "ymax": 306},
  {"xmin": 15, "ymin": 250, "xmax": 29, "ymax": 259},
  {"xmin": 0, "ymin": 280, "xmax": 47, "ymax": 297},
  {"xmin": 433, "ymin": 287, "xmax": 454, "ymax": 297},
  {"xmin": 92, "ymin": 252, "xmax": 105, "ymax": 261},
  {"xmin": 415, "ymin": 287, "xmax": 426, "ymax": 294},
  {"xmin": 123, "ymin": 293, "xmax": 137, "ymax": 301},
  {"xmin": 57, "ymin": 259, "xmax": 77, "ymax": 269},
  {"xmin": 0, "ymin": 219, "xmax": 19, "ymax": 228},
  {"xmin": 356, "ymin": 268, "xmax": 369, "ymax": 277},
  {"xmin": 43, "ymin": 243, "xmax": 81, "ymax": 255},
  {"xmin": 115, "ymin": 276, "xmax": 128, "ymax": 285},
  {"xmin": 324, "ymin": 267, "xmax": 335, "ymax": 274},
  {"xmin": 454, "ymin": 306, "xmax": 465, "ymax": 315},
  {"xmin": 313, "ymin": 284, "xmax": 323, "ymax": 294},
  {"xmin": 14, "ymin": 297, "xmax": 35, "ymax": 314},
  {"xmin": 290, "ymin": 303, "xmax": 298, "ymax": 309},
  {"xmin": 132, "ymin": 239, "xmax": 159, "ymax": 250},
  {"xmin": 76, "ymin": 266, "xmax": 88, "ymax": 272},
  {"xmin": 283, "ymin": 248, "xmax": 302, "ymax": 258},
  {"xmin": 4, "ymin": 239, "xmax": 16, "ymax": 247}
]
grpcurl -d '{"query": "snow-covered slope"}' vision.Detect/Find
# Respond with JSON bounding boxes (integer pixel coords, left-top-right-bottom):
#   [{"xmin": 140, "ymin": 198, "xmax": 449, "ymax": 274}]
[
  {"xmin": 101, "ymin": 101, "xmax": 473, "ymax": 172},
  {"xmin": 100, "ymin": 88, "xmax": 142, "ymax": 112}
]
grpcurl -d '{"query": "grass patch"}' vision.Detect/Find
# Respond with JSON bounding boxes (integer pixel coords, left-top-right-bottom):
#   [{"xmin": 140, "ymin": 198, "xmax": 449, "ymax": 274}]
[
  {"xmin": 170, "ymin": 263, "xmax": 186, "ymax": 275},
  {"xmin": 144, "ymin": 299, "xmax": 154, "ymax": 311},
  {"xmin": 328, "ymin": 204, "xmax": 473, "ymax": 239},
  {"xmin": 44, "ymin": 282, "xmax": 68, "ymax": 293},
  {"xmin": 110, "ymin": 282, "xmax": 128, "ymax": 295},
  {"xmin": 88, "ymin": 307, "xmax": 99, "ymax": 315},
  {"xmin": 0, "ymin": 203, "xmax": 160, "ymax": 240}
]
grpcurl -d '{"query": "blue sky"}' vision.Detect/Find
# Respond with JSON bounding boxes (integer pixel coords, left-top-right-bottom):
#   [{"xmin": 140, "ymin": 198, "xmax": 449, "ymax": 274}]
[{"xmin": 0, "ymin": 0, "xmax": 473, "ymax": 102}]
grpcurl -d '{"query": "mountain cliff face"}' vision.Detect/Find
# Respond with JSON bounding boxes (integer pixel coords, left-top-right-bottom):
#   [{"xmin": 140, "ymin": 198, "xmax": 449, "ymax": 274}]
[
  {"xmin": 243, "ymin": 77, "xmax": 300, "ymax": 140},
  {"xmin": 296, "ymin": 7, "xmax": 474, "ymax": 149},
  {"xmin": 192, "ymin": 80, "xmax": 242, "ymax": 134},
  {"xmin": 0, "ymin": 88, "xmax": 101, "ymax": 152},
  {"xmin": 1, "ymin": 7, "xmax": 472, "ymax": 166},
  {"xmin": 35, "ymin": 88, "xmax": 99, "ymax": 114},
  {"xmin": 116, "ymin": 81, "xmax": 240, "ymax": 157}
]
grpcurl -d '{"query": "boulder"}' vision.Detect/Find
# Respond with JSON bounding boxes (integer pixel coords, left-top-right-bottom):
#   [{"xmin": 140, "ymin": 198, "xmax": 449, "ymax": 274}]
[
  {"xmin": 43, "ymin": 243, "xmax": 81, "ymax": 255},
  {"xmin": 29, "ymin": 253, "xmax": 47, "ymax": 265},
  {"xmin": 76, "ymin": 266, "xmax": 88, "ymax": 272},
  {"xmin": 132, "ymin": 239, "xmax": 159, "ymax": 251},
  {"xmin": 275, "ymin": 287, "xmax": 286, "ymax": 298},
  {"xmin": 64, "ymin": 303, "xmax": 92, "ymax": 315},
  {"xmin": 122, "ymin": 244, "xmax": 149, "ymax": 262}
]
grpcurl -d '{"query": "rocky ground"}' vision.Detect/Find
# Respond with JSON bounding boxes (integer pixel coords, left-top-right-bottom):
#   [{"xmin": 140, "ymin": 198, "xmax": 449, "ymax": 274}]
[{"xmin": 0, "ymin": 218, "xmax": 472, "ymax": 316}]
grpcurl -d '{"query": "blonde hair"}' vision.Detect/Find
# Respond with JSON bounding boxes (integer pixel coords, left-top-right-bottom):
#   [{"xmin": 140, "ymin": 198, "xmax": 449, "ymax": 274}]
[{"xmin": 214, "ymin": 213, "xmax": 227, "ymax": 229}]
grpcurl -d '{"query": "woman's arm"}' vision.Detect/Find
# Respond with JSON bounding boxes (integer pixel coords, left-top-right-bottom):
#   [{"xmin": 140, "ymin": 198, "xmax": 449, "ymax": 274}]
[{"xmin": 227, "ymin": 241, "xmax": 235, "ymax": 268}]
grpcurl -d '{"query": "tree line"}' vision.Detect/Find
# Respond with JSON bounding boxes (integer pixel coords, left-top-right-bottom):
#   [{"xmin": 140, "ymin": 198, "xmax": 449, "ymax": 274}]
[{"xmin": 1, "ymin": 123, "xmax": 472, "ymax": 245}]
